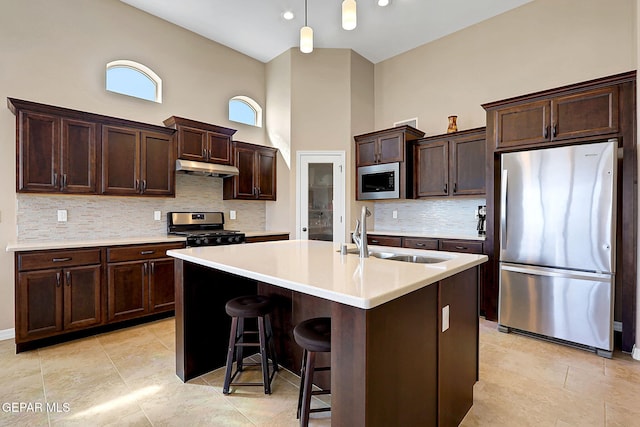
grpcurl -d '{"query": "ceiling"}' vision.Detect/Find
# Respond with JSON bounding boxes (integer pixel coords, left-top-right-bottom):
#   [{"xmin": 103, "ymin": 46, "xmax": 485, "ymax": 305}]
[{"xmin": 120, "ymin": 0, "xmax": 532, "ymax": 64}]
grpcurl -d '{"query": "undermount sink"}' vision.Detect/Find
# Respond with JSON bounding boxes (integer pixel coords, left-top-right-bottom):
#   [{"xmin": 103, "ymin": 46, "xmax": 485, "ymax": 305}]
[{"xmin": 340, "ymin": 248, "xmax": 450, "ymax": 264}]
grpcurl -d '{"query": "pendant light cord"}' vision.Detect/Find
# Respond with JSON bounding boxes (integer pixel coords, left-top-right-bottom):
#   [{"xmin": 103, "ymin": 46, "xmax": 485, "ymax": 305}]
[{"xmin": 304, "ymin": 0, "xmax": 308, "ymax": 26}]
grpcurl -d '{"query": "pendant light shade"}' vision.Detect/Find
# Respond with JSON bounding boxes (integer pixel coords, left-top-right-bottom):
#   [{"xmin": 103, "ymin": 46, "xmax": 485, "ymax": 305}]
[
  {"xmin": 342, "ymin": 0, "xmax": 357, "ymax": 30},
  {"xmin": 300, "ymin": 26, "xmax": 313, "ymax": 53}
]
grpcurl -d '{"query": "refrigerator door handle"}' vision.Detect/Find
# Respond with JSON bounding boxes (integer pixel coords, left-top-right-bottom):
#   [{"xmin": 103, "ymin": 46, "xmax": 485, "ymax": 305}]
[
  {"xmin": 501, "ymin": 263, "xmax": 611, "ymax": 281},
  {"xmin": 500, "ymin": 169, "xmax": 508, "ymax": 252}
]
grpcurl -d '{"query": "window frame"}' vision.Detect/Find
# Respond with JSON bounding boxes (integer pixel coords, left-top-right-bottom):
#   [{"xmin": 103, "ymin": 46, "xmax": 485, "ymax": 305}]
[
  {"xmin": 229, "ymin": 96, "xmax": 262, "ymax": 127},
  {"xmin": 106, "ymin": 60, "xmax": 162, "ymax": 103}
]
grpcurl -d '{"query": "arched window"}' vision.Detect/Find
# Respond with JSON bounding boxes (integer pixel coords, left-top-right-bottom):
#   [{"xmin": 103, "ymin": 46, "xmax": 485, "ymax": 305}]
[
  {"xmin": 229, "ymin": 96, "xmax": 262, "ymax": 127},
  {"xmin": 106, "ymin": 60, "xmax": 162, "ymax": 103}
]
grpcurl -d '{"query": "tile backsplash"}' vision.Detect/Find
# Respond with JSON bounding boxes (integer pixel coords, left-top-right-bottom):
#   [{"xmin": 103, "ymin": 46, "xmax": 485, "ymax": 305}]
[
  {"xmin": 16, "ymin": 174, "xmax": 266, "ymax": 242},
  {"xmin": 374, "ymin": 198, "xmax": 485, "ymax": 237}
]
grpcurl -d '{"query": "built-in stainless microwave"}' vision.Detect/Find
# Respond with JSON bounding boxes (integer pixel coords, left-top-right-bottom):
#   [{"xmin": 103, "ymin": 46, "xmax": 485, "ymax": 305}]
[{"xmin": 357, "ymin": 162, "xmax": 400, "ymax": 200}]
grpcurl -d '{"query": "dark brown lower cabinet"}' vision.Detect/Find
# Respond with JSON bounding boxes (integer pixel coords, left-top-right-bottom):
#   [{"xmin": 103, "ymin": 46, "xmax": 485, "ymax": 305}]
[
  {"xmin": 16, "ymin": 249, "xmax": 102, "ymax": 343},
  {"xmin": 14, "ymin": 241, "xmax": 183, "ymax": 352}
]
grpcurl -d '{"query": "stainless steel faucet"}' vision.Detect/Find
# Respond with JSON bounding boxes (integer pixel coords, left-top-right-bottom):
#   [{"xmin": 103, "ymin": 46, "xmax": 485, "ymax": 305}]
[{"xmin": 352, "ymin": 206, "xmax": 372, "ymax": 258}]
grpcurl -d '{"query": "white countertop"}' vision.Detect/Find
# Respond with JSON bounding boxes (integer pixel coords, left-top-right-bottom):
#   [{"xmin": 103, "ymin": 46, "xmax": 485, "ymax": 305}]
[
  {"xmin": 167, "ymin": 240, "xmax": 487, "ymax": 310},
  {"xmin": 5, "ymin": 236, "xmax": 187, "ymax": 252},
  {"xmin": 368, "ymin": 230, "xmax": 486, "ymax": 241}
]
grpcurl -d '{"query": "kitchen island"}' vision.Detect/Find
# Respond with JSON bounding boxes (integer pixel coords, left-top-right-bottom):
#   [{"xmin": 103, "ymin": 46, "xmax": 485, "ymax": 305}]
[{"xmin": 168, "ymin": 240, "xmax": 487, "ymax": 427}]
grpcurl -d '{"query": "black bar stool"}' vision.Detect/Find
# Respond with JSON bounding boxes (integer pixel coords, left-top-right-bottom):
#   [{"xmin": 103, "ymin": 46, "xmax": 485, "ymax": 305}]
[
  {"xmin": 293, "ymin": 317, "xmax": 331, "ymax": 426},
  {"xmin": 222, "ymin": 295, "xmax": 279, "ymax": 394}
]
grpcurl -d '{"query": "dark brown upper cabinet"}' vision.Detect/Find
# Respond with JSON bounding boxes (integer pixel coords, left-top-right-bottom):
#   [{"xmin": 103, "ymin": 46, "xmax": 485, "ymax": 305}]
[
  {"xmin": 492, "ymin": 86, "xmax": 619, "ymax": 150},
  {"xmin": 354, "ymin": 125, "xmax": 425, "ymax": 167},
  {"xmin": 101, "ymin": 125, "xmax": 175, "ymax": 197},
  {"xmin": 224, "ymin": 141, "xmax": 277, "ymax": 200},
  {"xmin": 414, "ymin": 127, "xmax": 486, "ymax": 198},
  {"xmin": 163, "ymin": 116, "xmax": 236, "ymax": 165},
  {"xmin": 9, "ymin": 99, "xmax": 98, "ymax": 194}
]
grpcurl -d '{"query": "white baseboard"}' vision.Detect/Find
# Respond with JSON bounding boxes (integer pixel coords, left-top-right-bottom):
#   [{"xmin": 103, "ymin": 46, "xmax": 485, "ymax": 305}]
[
  {"xmin": 633, "ymin": 344, "xmax": 640, "ymax": 361},
  {"xmin": 0, "ymin": 328, "xmax": 15, "ymax": 341}
]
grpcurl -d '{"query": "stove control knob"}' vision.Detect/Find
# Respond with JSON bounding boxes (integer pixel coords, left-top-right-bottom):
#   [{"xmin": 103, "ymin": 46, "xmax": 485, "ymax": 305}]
[
  {"xmin": 216, "ymin": 237, "xmax": 222, "ymax": 244},
  {"xmin": 227, "ymin": 236, "xmax": 234, "ymax": 243},
  {"xmin": 235, "ymin": 236, "xmax": 242, "ymax": 243},
  {"xmin": 195, "ymin": 238, "xmax": 202, "ymax": 246},
  {"xmin": 203, "ymin": 238, "xmax": 209, "ymax": 245}
]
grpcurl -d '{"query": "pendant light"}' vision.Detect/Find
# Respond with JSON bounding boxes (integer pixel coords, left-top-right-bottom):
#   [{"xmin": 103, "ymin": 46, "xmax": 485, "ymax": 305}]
[
  {"xmin": 342, "ymin": 0, "xmax": 357, "ymax": 30},
  {"xmin": 300, "ymin": 0, "xmax": 313, "ymax": 53}
]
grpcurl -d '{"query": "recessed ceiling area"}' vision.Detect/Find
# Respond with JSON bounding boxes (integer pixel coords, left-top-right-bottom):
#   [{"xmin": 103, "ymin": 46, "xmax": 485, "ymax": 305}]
[{"xmin": 120, "ymin": 0, "xmax": 533, "ymax": 64}]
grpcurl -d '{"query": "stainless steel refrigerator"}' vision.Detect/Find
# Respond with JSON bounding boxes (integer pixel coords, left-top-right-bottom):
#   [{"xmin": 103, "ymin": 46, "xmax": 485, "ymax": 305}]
[{"xmin": 498, "ymin": 140, "xmax": 617, "ymax": 357}]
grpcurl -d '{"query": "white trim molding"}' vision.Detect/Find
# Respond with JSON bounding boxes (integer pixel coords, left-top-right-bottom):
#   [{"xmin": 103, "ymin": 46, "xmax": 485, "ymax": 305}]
[
  {"xmin": 633, "ymin": 344, "xmax": 640, "ymax": 361},
  {"xmin": 0, "ymin": 328, "xmax": 15, "ymax": 341}
]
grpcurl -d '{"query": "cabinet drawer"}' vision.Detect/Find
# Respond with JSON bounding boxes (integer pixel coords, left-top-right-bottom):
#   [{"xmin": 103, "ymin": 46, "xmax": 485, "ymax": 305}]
[
  {"xmin": 18, "ymin": 248, "xmax": 101, "ymax": 271},
  {"xmin": 107, "ymin": 243, "xmax": 184, "ymax": 263},
  {"xmin": 367, "ymin": 235, "xmax": 402, "ymax": 247},
  {"xmin": 439, "ymin": 240, "xmax": 483, "ymax": 254},
  {"xmin": 403, "ymin": 237, "xmax": 439, "ymax": 250}
]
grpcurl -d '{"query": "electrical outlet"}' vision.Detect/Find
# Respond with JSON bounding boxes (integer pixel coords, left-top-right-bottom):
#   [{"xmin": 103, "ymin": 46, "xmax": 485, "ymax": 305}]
[
  {"xmin": 57, "ymin": 209, "xmax": 67, "ymax": 222},
  {"xmin": 392, "ymin": 210, "xmax": 398, "ymax": 219},
  {"xmin": 442, "ymin": 305, "xmax": 450, "ymax": 332},
  {"xmin": 229, "ymin": 210, "xmax": 236, "ymax": 220},
  {"xmin": 154, "ymin": 210, "xmax": 162, "ymax": 221}
]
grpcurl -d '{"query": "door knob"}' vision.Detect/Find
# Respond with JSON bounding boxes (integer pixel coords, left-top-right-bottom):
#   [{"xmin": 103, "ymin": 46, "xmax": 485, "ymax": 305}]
[{"xmin": 302, "ymin": 227, "xmax": 307, "ymax": 232}]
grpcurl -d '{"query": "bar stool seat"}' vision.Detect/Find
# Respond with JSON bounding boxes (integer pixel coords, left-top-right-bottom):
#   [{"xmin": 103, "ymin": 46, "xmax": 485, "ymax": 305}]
[
  {"xmin": 294, "ymin": 317, "xmax": 331, "ymax": 426},
  {"xmin": 223, "ymin": 295, "xmax": 279, "ymax": 395}
]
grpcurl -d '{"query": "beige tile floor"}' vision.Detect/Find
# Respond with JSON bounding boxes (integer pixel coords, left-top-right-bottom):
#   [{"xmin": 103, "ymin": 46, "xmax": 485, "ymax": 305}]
[{"xmin": 0, "ymin": 317, "xmax": 639, "ymax": 426}]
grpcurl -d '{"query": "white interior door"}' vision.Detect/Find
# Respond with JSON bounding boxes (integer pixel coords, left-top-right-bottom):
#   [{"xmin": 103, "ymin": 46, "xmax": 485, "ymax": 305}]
[{"xmin": 297, "ymin": 151, "xmax": 346, "ymax": 242}]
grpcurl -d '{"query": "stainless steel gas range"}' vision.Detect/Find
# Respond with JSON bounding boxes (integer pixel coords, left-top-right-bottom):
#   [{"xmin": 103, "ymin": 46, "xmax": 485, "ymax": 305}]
[{"xmin": 167, "ymin": 212, "xmax": 245, "ymax": 247}]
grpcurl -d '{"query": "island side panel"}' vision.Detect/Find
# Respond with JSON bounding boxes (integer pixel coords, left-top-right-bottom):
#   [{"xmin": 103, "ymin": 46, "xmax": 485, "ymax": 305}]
[
  {"xmin": 438, "ymin": 266, "xmax": 479, "ymax": 427},
  {"xmin": 331, "ymin": 283, "xmax": 439, "ymax": 427},
  {"xmin": 175, "ymin": 261, "xmax": 257, "ymax": 381}
]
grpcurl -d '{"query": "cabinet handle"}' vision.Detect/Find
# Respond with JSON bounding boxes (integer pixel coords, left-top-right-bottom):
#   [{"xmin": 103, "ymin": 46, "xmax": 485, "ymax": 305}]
[
  {"xmin": 455, "ymin": 246, "xmax": 467, "ymax": 250},
  {"xmin": 552, "ymin": 123, "xmax": 557, "ymax": 138},
  {"xmin": 52, "ymin": 257, "xmax": 72, "ymax": 262},
  {"xmin": 142, "ymin": 180, "xmax": 147, "ymax": 193},
  {"xmin": 62, "ymin": 174, "xmax": 67, "ymax": 189},
  {"xmin": 543, "ymin": 126, "xmax": 549, "ymax": 139},
  {"xmin": 140, "ymin": 250, "xmax": 155, "ymax": 255},
  {"xmin": 453, "ymin": 182, "xmax": 457, "ymax": 193},
  {"xmin": 144, "ymin": 263, "xmax": 148, "ymax": 275},
  {"xmin": 56, "ymin": 272, "xmax": 61, "ymax": 288},
  {"xmin": 53, "ymin": 173, "xmax": 58, "ymax": 187},
  {"xmin": 416, "ymin": 243, "xmax": 425, "ymax": 247},
  {"xmin": 150, "ymin": 262, "xmax": 155, "ymax": 275},
  {"xmin": 202, "ymin": 147, "xmax": 207, "ymax": 159},
  {"xmin": 371, "ymin": 239, "xmax": 380, "ymax": 244},
  {"xmin": 135, "ymin": 179, "xmax": 139, "ymax": 190},
  {"xmin": 66, "ymin": 271, "xmax": 71, "ymax": 287},
  {"xmin": 207, "ymin": 149, "xmax": 212, "ymax": 160},
  {"xmin": 444, "ymin": 183, "xmax": 448, "ymax": 193}
]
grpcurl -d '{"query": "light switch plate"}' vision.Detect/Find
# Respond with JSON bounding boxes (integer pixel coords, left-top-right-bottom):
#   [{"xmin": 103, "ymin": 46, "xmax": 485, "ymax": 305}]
[
  {"xmin": 229, "ymin": 210, "xmax": 236, "ymax": 220},
  {"xmin": 392, "ymin": 210, "xmax": 398, "ymax": 219},
  {"xmin": 154, "ymin": 210, "xmax": 162, "ymax": 221},
  {"xmin": 57, "ymin": 209, "xmax": 67, "ymax": 222},
  {"xmin": 442, "ymin": 305, "xmax": 450, "ymax": 332}
]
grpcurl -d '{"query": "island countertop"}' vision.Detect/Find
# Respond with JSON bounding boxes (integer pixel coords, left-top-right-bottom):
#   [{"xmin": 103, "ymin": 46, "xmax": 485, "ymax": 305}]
[{"xmin": 167, "ymin": 239, "xmax": 487, "ymax": 309}]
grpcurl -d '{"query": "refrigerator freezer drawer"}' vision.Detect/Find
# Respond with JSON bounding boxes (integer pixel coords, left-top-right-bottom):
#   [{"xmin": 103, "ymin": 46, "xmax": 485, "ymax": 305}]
[{"xmin": 498, "ymin": 263, "xmax": 613, "ymax": 351}]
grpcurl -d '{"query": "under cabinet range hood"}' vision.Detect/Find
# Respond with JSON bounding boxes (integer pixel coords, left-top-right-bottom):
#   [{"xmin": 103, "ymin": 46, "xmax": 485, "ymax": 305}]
[{"xmin": 175, "ymin": 159, "xmax": 239, "ymax": 177}]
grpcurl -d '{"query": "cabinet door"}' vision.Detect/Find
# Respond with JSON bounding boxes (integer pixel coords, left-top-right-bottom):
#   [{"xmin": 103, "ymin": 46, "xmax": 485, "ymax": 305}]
[
  {"xmin": 149, "ymin": 258, "xmax": 175, "ymax": 312},
  {"xmin": 207, "ymin": 132, "xmax": 232, "ymax": 165},
  {"xmin": 355, "ymin": 138, "xmax": 377, "ymax": 167},
  {"xmin": 494, "ymin": 100, "xmax": 550, "ymax": 149},
  {"xmin": 377, "ymin": 132, "xmax": 404, "ymax": 164},
  {"xmin": 256, "ymin": 148, "xmax": 276, "ymax": 200},
  {"xmin": 552, "ymin": 87, "xmax": 619, "ymax": 141},
  {"xmin": 232, "ymin": 144, "xmax": 258, "ymax": 199},
  {"xmin": 107, "ymin": 261, "xmax": 148, "ymax": 322},
  {"xmin": 177, "ymin": 126, "xmax": 207, "ymax": 162},
  {"xmin": 63, "ymin": 265, "xmax": 102, "ymax": 330},
  {"xmin": 18, "ymin": 111, "xmax": 60, "ymax": 192},
  {"xmin": 450, "ymin": 136, "xmax": 485, "ymax": 196},
  {"xmin": 415, "ymin": 140, "xmax": 449, "ymax": 197},
  {"xmin": 102, "ymin": 126, "xmax": 140, "ymax": 195},
  {"xmin": 140, "ymin": 131, "xmax": 174, "ymax": 196},
  {"xmin": 16, "ymin": 269, "xmax": 63, "ymax": 340},
  {"xmin": 61, "ymin": 118, "xmax": 98, "ymax": 194}
]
